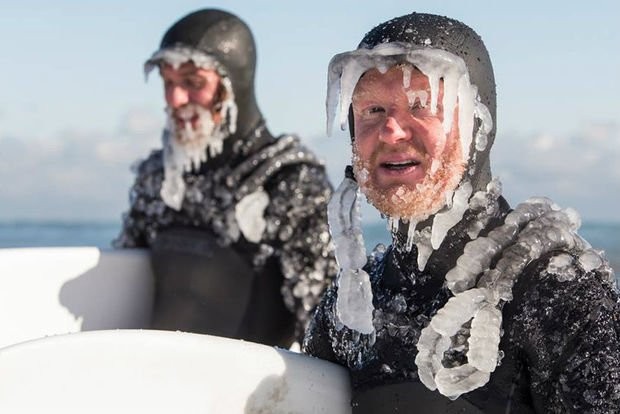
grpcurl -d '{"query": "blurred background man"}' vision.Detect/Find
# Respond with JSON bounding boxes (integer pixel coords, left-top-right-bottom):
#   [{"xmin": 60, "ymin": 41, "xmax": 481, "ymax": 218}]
[{"xmin": 115, "ymin": 9, "xmax": 337, "ymax": 348}]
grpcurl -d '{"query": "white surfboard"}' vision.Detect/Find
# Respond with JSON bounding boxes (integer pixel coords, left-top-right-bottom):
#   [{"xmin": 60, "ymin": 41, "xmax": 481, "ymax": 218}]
[
  {"xmin": 0, "ymin": 247, "xmax": 153, "ymax": 349},
  {"xmin": 0, "ymin": 330, "xmax": 352, "ymax": 413}
]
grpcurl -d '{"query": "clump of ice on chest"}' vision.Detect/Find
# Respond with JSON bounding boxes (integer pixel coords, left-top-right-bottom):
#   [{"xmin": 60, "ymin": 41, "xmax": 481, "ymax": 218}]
[
  {"xmin": 235, "ymin": 190, "xmax": 269, "ymax": 243},
  {"xmin": 417, "ymin": 196, "xmax": 610, "ymax": 399}
]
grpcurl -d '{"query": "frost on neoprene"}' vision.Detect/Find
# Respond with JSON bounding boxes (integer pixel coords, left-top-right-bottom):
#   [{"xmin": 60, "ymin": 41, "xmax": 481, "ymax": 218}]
[{"xmin": 310, "ymin": 171, "xmax": 616, "ymax": 401}]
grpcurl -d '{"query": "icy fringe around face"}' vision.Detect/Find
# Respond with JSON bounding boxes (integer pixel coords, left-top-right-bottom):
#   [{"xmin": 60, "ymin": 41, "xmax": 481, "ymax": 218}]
[
  {"xmin": 144, "ymin": 47, "xmax": 239, "ymax": 210},
  {"xmin": 327, "ymin": 43, "xmax": 483, "ymax": 161},
  {"xmin": 326, "ymin": 44, "xmax": 491, "ymax": 339},
  {"xmin": 327, "ymin": 43, "xmax": 494, "ymax": 266}
]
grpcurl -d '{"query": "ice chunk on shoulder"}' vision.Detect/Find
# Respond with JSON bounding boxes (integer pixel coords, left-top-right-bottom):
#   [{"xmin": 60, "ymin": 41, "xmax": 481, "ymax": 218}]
[{"xmin": 235, "ymin": 190, "xmax": 269, "ymax": 243}]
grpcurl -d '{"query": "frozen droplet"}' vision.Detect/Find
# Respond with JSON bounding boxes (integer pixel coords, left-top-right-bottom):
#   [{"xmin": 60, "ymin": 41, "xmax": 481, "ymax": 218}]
[{"xmin": 578, "ymin": 249, "xmax": 604, "ymax": 273}]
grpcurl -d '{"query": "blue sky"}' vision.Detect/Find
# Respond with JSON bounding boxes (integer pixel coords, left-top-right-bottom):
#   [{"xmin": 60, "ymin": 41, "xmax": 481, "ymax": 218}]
[{"xmin": 0, "ymin": 0, "xmax": 618, "ymax": 222}]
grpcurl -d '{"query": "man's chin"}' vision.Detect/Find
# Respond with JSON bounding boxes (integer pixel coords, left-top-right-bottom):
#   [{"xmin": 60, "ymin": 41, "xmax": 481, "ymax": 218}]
[
  {"xmin": 361, "ymin": 181, "xmax": 452, "ymax": 222},
  {"xmin": 363, "ymin": 186, "xmax": 431, "ymax": 221},
  {"xmin": 172, "ymin": 132, "xmax": 207, "ymax": 153}
]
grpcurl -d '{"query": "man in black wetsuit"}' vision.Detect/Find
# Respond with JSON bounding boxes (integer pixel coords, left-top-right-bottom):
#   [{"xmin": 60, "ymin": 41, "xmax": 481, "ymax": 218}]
[
  {"xmin": 303, "ymin": 12, "xmax": 620, "ymax": 413},
  {"xmin": 114, "ymin": 9, "xmax": 337, "ymax": 348}
]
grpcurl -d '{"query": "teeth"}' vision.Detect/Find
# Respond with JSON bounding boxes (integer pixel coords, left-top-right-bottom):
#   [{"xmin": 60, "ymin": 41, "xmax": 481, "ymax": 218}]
[{"xmin": 384, "ymin": 160, "xmax": 418, "ymax": 167}]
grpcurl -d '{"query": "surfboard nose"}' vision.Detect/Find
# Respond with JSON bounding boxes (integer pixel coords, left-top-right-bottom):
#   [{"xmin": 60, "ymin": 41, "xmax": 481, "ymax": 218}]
[{"xmin": 0, "ymin": 330, "xmax": 352, "ymax": 413}]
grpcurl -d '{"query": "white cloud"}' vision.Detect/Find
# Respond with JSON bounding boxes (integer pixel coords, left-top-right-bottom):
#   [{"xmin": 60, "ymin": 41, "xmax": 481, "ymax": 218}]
[
  {"xmin": 493, "ymin": 122, "xmax": 620, "ymax": 222},
  {"xmin": 532, "ymin": 133, "xmax": 556, "ymax": 151},
  {"xmin": 0, "ymin": 108, "xmax": 162, "ymax": 221},
  {"xmin": 118, "ymin": 108, "xmax": 164, "ymax": 137}
]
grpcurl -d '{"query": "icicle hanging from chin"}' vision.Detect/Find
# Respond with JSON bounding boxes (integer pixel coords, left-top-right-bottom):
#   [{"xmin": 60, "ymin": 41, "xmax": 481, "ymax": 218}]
[{"xmin": 328, "ymin": 167, "xmax": 375, "ymax": 335}]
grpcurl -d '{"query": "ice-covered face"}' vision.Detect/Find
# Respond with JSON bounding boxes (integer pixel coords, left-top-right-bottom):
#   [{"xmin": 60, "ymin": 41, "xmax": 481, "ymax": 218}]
[
  {"xmin": 161, "ymin": 61, "xmax": 223, "ymax": 134},
  {"xmin": 351, "ymin": 64, "xmax": 466, "ymax": 220},
  {"xmin": 159, "ymin": 61, "xmax": 234, "ymax": 171}
]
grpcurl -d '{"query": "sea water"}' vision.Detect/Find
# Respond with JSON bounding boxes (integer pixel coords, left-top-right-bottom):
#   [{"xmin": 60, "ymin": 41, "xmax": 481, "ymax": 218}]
[
  {"xmin": 0, "ymin": 220, "xmax": 618, "ymax": 276},
  {"xmin": 0, "ymin": 221, "xmax": 120, "ymax": 249}
]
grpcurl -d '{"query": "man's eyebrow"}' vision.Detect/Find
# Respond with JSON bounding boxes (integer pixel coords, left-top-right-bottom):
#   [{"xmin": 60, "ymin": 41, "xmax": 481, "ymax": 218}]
[{"xmin": 160, "ymin": 64, "xmax": 200, "ymax": 76}]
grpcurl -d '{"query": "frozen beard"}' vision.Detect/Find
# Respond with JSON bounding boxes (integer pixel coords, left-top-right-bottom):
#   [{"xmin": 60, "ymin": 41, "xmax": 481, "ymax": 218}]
[
  {"xmin": 353, "ymin": 130, "xmax": 465, "ymax": 222},
  {"xmin": 165, "ymin": 103, "xmax": 227, "ymax": 172},
  {"xmin": 160, "ymin": 103, "xmax": 229, "ymax": 210}
]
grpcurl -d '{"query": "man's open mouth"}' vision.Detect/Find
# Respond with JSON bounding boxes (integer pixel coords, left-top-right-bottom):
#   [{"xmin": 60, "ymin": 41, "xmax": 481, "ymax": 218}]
[{"xmin": 380, "ymin": 160, "xmax": 421, "ymax": 170}]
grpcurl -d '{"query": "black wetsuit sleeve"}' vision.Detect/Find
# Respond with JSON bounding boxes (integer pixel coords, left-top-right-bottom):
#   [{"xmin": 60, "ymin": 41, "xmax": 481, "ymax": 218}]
[
  {"xmin": 264, "ymin": 164, "xmax": 338, "ymax": 343},
  {"xmin": 510, "ymin": 257, "xmax": 620, "ymax": 413},
  {"xmin": 302, "ymin": 287, "xmax": 339, "ymax": 363}
]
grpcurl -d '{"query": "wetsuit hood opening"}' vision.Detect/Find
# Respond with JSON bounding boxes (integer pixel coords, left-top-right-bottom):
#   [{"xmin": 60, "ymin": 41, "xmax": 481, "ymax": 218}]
[
  {"xmin": 145, "ymin": 9, "xmax": 264, "ymax": 151},
  {"xmin": 327, "ymin": 12, "xmax": 496, "ymax": 195}
]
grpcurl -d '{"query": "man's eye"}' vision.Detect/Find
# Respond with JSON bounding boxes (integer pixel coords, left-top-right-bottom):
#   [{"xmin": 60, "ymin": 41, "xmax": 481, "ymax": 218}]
[
  {"xmin": 184, "ymin": 77, "xmax": 205, "ymax": 89},
  {"xmin": 367, "ymin": 106, "xmax": 385, "ymax": 114},
  {"xmin": 410, "ymin": 103, "xmax": 436, "ymax": 117}
]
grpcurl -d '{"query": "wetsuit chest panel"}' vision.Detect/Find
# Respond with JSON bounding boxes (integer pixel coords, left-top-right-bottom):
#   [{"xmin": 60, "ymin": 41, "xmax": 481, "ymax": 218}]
[{"xmin": 150, "ymin": 227, "xmax": 254, "ymax": 337}]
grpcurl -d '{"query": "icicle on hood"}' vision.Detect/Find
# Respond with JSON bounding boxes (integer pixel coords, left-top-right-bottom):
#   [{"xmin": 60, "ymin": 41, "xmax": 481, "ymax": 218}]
[
  {"xmin": 326, "ymin": 12, "xmax": 497, "ymax": 195},
  {"xmin": 144, "ymin": 9, "xmax": 264, "ymax": 150}
]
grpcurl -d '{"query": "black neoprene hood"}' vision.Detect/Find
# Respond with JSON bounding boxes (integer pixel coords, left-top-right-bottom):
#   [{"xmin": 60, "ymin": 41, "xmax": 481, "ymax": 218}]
[
  {"xmin": 148, "ymin": 8, "xmax": 263, "ymax": 144},
  {"xmin": 158, "ymin": 9, "xmax": 256, "ymax": 97},
  {"xmin": 353, "ymin": 12, "xmax": 497, "ymax": 192}
]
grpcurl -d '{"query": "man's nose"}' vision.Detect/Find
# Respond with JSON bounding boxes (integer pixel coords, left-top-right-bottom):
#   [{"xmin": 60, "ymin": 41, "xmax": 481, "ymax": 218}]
[
  {"xmin": 379, "ymin": 116, "xmax": 410, "ymax": 144},
  {"xmin": 167, "ymin": 86, "xmax": 189, "ymax": 109}
]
